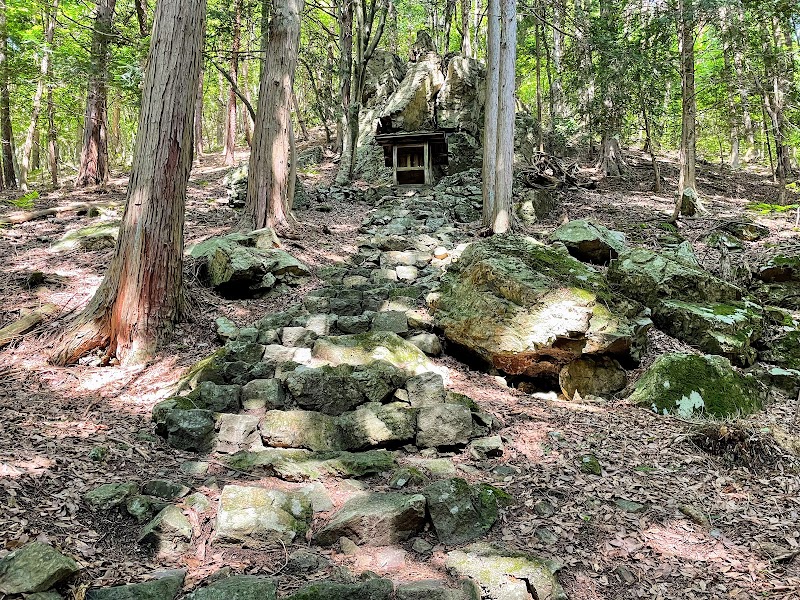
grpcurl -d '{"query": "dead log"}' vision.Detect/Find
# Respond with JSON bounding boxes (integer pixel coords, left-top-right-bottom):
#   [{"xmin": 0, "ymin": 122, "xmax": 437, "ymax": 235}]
[
  {"xmin": 0, "ymin": 201, "xmax": 117, "ymax": 225},
  {"xmin": 0, "ymin": 304, "xmax": 59, "ymax": 348}
]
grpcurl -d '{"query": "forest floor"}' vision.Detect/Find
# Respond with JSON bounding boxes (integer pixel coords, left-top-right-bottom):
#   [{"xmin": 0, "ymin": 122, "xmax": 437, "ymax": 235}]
[{"xmin": 1, "ymin": 142, "xmax": 799, "ymax": 600}]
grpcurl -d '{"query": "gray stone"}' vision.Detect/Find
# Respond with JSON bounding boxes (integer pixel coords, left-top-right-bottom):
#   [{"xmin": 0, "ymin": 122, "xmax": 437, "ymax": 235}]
[
  {"xmin": 185, "ymin": 576, "xmax": 276, "ymax": 600},
  {"xmin": 306, "ymin": 314, "xmax": 337, "ymax": 336},
  {"xmin": 579, "ymin": 454, "xmax": 602, "ymax": 475},
  {"xmin": 282, "ymin": 327, "xmax": 317, "ymax": 348},
  {"xmin": 180, "ymin": 461, "xmax": 209, "ymax": 477},
  {"xmin": 241, "ymin": 379, "xmax": 285, "ymax": 411},
  {"xmin": 469, "ymin": 436, "xmax": 504, "ymax": 460},
  {"xmin": 227, "ymin": 448, "xmax": 396, "ymax": 481},
  {"xmin": 286, "ymin": 578, "xmax": 394, "ymax": 600},
  {"xmin": 126, "ymin": 495, "xmax": 161, "ymax": 523},
  {"xmin": 185, "ymin": 493, "xmax": 211, "ymax": 513},
  {"xmin": 86, "ymin": 572, "xmax": 185, "ymax": 600},
  {"xmin": 407, "ymin": 333, "xmax": 442, "ymax": 356},
  {"xmin": 312, "ymin": 332, "xmax": 435, "ymax": 376},
  {"xmin": 405, "ymin": 372, "xmax": 446, "ymax": 407},
  {"xmin": 371, "ymin": 311, "xmax": 409, "ymax": 335},
  {"xmin": 260, "ymin": 410, "xmax": 343, "ymax": 451},
  {"xmin": 141, "ymin": 480, "xmax": 190, "ymax": 501},
  {"xmin": 423, "ymin": 478, "xmax": 510, "ymax": 545},
  {"xmin": 215, "ymin": 485, "xmax": 312, "ymax": 545},
  {"xmin": 85, "ymin": 482, "xmax": 139, "ymax": 511},
  {"xmin": 336, "ymin": 314, "xmax": 374, "ymax": 334},
  {"xmin": 411, "ymin": 538, "xmax": 434, "ymax": 554},
  {"xmin": 138, "ymin": 506, "xmax": 192, "ymax": 554},
  {"xmin": 165, "ymin": 409, "xmax": 215, "ymax": 452},
  {"xmin": 224, "ymin": 341, "xmax": 266, "ymax": 365},
  {"xmin": 215, "ymin": 317, "xmax": 239, "ymax": 342},
  {"xmin": 286, "ymin": 549, "xmax": 330, "ymax": 573},
  {"xmin": 396, "ymin": 580, "xmax": 478, "ymax": 600},
  {"xmin": 314, "ymin": 492, "xmax": 426, "ymax": 546},
  {"xmin": 286, "ymin": 365, "xmax": 366, "ymax": 415},
  {"xmin": 352, "ymin": 361, "xmax": 407, "ymax": 403},
  {"xmin": 186, "ymin": 381, "xmax": 241, "ymax": 413},
  {"xmin": 416, "ymin": 404, "xmax": 473, "ymax": 448},
  {"xmin": 445, "ymin": 543, "xmax": 565, "ymax": 600},
  {"xmin": 0, "ymin": 542, "xmax": 80, "ymax": 594},
  {"xmin": 339, "ymin": 402, "xmax": 417, "ymax": 450},
  {"xmin": 215, "ymin": 413, "xmax": 263, "ymax": 454},
  {"xmin": 550, "ymin": 219, "xmax": 626, "ymax": 264},
  {"xmin": 395, "ymin": 265, "xmax": 419, "ymax": 282},
  {"xmin": 436, "ymin": 55, "xmax": 485, "ymax": 133}
]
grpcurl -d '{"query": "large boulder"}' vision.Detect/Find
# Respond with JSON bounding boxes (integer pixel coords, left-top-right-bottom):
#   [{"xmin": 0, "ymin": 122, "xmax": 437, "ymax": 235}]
[
  {"xmin": 608, "ymin": 247, "xmax": 741, "ymax": 308},
  {"xmin": 215, "ymin": 485, "xmax": 312, "ymax": 545},
  {"xmin": 377, "ymin": 56, "xmax": 443, "ymax": 132},
  {"xmin": 189, "ymin": 233, "xmax": 309, "ymax": 299},
  {"xmin": 629, "ymin": 353, "xmax": 762, "ymax": 418},
  {"xmin": 436, "ymin": 55, "xmax": 485, "ymax": 134},
  {"xmin": 362, "ymin": 50, "xmax": 406, "ymax": 107},
  {"xmin": 433, "ymin": 235, "xmax": 647, "ymax": 379},
  {"xmin": 445, "ymin": 543, "xmax": 565, "ymax": 600},
  {"xmin": 0, "ymin": 542, "xmax": 80, "ymax": 595},
  {"xmin": 260, "ymin": 410, "xmax": 343, "ymax": 452},
  {"xmin": 314, "ymin": 492, "xmax": 426, "ymax": 546},
  {"xmin": 558, "ymin": 356, "xmax": 627, "ymax": 399},
  {"xmin": 652, "ymin": 300, "xmax": 764, "ymax": 367},
  {"xmin": 338, "ymin": 402, "xmax": 417, "ymax": 449},
  {"xmin": 549, "ymin": 219, "xmax": 626, "ymax": 264}
]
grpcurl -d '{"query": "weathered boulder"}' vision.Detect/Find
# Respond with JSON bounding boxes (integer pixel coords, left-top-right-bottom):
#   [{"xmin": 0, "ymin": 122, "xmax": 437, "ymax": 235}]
[
  {"xmin": 558, "ymin": 356, "xmax": 627, "ymax": 399},
  {"xmin": 445, "ymin": 132, "xmax": 482, "ymax": 175},
  {"xmin": 312, "ymin": 332, "xmax": 436, "ymax": 376},
  {"xmin": 215, "ymin": 485, "xmax": 312, "ymax": 545},
  {"xmin": 314, "ymin": 492, "xmax": 426, "ymax": 546},
  {"xmin": 416, "ymin": 404, "xmax": 472, "ymax": 448},
  {"xmin": 759, "ymin": 327, "xmax": 800, "ymax": 370},
  {"xmin": 751, "ymin": 281, "xmax": 800, "ymax": 310},
  {"xmin": 608, "ymin": 247, "xmax": 741, "ymax": 308},
  {"xmin": 186, "ymin": 381, "xmax": 241, "ymax": 413},
  {"xmin": 228, "ymin": 448, "xmax": 396, "ymax": 481},
  {"xmin": 185, "ymin": 576, "xmax": 276, "ymax": 600},
  {"xmin": 52, "ymin": 221, "xmax": 120, "ymax": 252},
  {"xmin": 0, "ymin": 542, "xmax": 80, "ymax": 595},
  {"xmin": 629, "ymin": 353, "xmax": 762, "ymax": 418},
  {"xmin": 436, "ymin": 56, "xmax": 485, "ymax": 134},
  {"xmin": 445, "ymin": 543, "xmax": 565, "ymax": 600},
  {"xmin": 652, "ymin": 300, "xmax": 764, "ymax": 366},
  {"xmin": 550, "ymin": 220, "xmax": 626, "ymax": 264},
  {"xmin": 286, "ymin": 578, "xmax": 394, "ymax": 600},
  {"xmin": 434, "ymin": 235, "xmax": 647, "ymax": 379},
  {"xmin": 260, "ymin": 410, "xmax": 343, "ymax": 451},
  {"xmin": 286, "ymin": 365, "xmax": 366, "ymax": 415},
  {"xmin": 405, "ymin": 372, "xmax": 446, "ymax": 406},
  {"xmin": 189, "ymin": 233, "xmax": 309, "ymax": 299},
  {"xmin": 423, "ymin": 478, "xmax": 510, "ymax": 545},
  {"xmin": 756, "ymin": 254, "xmax": 800, "ymax": 283},
  {"xmin": 377, "ymin": 56, "xmax": 443, "ymax": 132},
  {"xmin": 86, "ymin": 572, "xmax": 185, "ymax": 600},
  {"xmin": 241, "ymin": 378, "xmax": 285, "ymax": 410},
  {"xmin": 215, "ymin": 413, "xmax": 263, "ymax": 454},
  {"xmin": 140, "ymin": 480, "xmax": 189, "ymax": 501}
]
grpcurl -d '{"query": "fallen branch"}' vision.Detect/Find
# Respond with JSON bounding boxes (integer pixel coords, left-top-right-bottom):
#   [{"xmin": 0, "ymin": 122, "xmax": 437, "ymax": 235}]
[
  {"xmin": 0, "ymin": 201, "xmax": 118, "ymax": 225},
  {"xmin": 0, "ymin": 304, "xmax": 59, "ymax": 348}
]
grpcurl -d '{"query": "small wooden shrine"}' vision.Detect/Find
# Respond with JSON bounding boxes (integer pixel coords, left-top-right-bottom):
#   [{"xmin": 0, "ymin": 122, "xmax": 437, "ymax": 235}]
[{"xmin": 375, "ymin": 131, "xmax": 449, "ymax": 186}]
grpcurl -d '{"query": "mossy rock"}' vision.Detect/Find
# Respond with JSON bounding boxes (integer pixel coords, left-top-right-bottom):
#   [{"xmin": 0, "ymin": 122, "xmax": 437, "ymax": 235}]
[
  {"xmin": 174, "ymin": 349, "xmax": 227, "ymax": 393},
  {"xmin": 51, "ymin": 221, "xmax": 120, "ymax": 252},
  {"xmin": 215, "ymin": 485, "xmax": 312, "ymax": 545},
  {"xmin": 445, "ymin": 542, "xmax": 565, "ymax": 600},
  {"xmin": 652, "ymin": 300, "xmax": 764, "ymax": 367},
  {"xmin": 185, "ymin": 575, "xmax": 277, "ymax": 600},
  {"xmin": 86, "ymin": 571, "xmax": 185, "ymax": 600},
  {"xmin": 85, "ymin": 482, "xmax": 139, "ymax": 511},
  {"xmin": 759, "ymin": 328, "xmax": 800, "ymax": 370},
  {"xmin": 434, "ymin": 234, "xmax": 645, "ymax": 377},
  {"xmin": 286, "ymin": 578, "xmax": 394, "ymax": 600},
  {"xmin": 311, "ymin": 331, "xmax": 435, "ymax": 376},
  {"xmin": 0, "ymin": 542, "xmax": 80, "ymax": 595},
  {"xmin": 260, "ymin": 410, "xmax": 344, "ymax": 452},
  {"xmin": 629, "ymin": 353, "xmax": 762, "ymax": 418},
  {"xmin": 608, "ymin": 247, "xmax": 741, "ymax": 309},
  {"xmin": 549, "ymin": 219, "xmax": 626, "ymax": 264}
]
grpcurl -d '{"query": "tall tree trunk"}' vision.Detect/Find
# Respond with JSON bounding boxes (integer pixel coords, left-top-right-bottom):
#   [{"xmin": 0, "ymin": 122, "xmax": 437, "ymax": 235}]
[
  {"xmin": 551, "ymin": 0, "xmax": 564, "ymax": 120},
  {"xmin": 194, "ymin": 69, "xmax": 205, "ymax": 157},
  {"xmin": 460, "ymin": 0, "xmax": 472, "ymax": 57},
  {"xmin": 0, "ymin": 0, "xmax": 16, "ymax": 189},
  {"xmin": 673, "ymin": 0, "xmax": 697, "ymax": 221},
  {"xmin": 292, "ymin": 89, "xmax": 309, "ymax": 140},
  {"xmin": 241, "ymin": 53, "xmax": 254, "ymax": 146},
  {"xmin": 20, "ymin": 1, "xmax": 58, "ymax": 191},
  {"xmin": 481, "ymin": 0, "xmax": 500, "ymax": 228},
  {"xmin": 337, "ymin": 1, "xmax": 353, "ymax": 153},
  {"xmin": 135, "ymin": 0, "xmax": 148, "ymax": 36},
  {"xmin": 76, "ymin": 0, "xmax": 116, "ymax": 187},
  {"xmin": 224, "ymin": 0, "xmax": 242, "ymax": 165},
  {"xmin": 47, "ymin": 84, "xmax": 58, "ymax": 187},
  {"xmin": 51, "ymin": 0, "xmax": 206, "ymax": 366},
  {"xmin": 241, "ymin": 0, "xmax": 304, "ymax": 231},
  {"xmin": 443, "ymin": 0, "xmax": 456, "ymax": 53},
  {"xmin": 492, "ymin": 0, "xmax": 516, "ymax": 233}
]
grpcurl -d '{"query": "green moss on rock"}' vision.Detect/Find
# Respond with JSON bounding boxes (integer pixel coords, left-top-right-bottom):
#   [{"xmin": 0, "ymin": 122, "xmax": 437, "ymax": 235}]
[{"xmin": 629, "ymin": 353, "xmax": 762, "ymax": 418}]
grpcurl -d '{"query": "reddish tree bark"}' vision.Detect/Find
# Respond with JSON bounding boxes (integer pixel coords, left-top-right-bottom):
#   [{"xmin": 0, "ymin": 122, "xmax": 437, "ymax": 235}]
[{"xmin": 51, "ymin": 0, "xmax": 206, "ymax": 366}]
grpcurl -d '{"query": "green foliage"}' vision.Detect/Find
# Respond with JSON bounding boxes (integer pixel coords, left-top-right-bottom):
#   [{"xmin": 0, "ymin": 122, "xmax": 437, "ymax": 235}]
[
  {"xmin": 747, "ymin": 202, "xmax": 800, "ymax": 214},
  {"xmin": 8, "ymin": 191, "xmax": 39, "ymax": 209}
]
